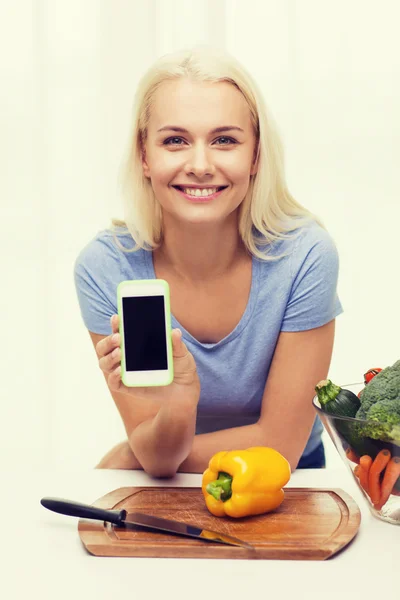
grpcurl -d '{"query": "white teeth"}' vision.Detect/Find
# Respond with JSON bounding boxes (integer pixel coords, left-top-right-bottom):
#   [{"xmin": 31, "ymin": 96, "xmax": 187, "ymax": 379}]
[{"xmin": 183, "ymin": 187, "xmax": 219, "ymax": 197}]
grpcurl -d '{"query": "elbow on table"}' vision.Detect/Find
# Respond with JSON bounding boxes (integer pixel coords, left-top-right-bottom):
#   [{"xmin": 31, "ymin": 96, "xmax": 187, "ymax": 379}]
[{"xmin": 142, "ymin": 462, "xmax": 178, "ymax": 479}]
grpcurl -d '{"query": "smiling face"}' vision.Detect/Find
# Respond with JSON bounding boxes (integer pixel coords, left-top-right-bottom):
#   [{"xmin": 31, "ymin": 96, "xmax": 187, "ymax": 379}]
[{"xmin": 141, "ymin": 78, "xmax": 258, "ymax": 226}]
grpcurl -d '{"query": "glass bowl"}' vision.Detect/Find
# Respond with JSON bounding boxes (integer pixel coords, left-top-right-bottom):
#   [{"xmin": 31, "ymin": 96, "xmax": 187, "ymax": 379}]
[{"xmin": 313, "ymin": 382, "xmax": 400, "ymax": 525}]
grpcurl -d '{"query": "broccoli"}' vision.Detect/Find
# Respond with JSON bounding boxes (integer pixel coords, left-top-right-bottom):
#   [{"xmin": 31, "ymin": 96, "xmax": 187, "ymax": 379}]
[
  {"xmin": 356, "ymin": 359, "xmax": 400, "ymax": 442},
  {"xmin": 360, "ymin": 399, "xmax": 400, "ymax": 440}
]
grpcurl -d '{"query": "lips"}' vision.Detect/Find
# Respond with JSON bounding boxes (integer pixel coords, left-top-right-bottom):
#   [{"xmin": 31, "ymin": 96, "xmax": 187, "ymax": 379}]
[
  {"xmin": 172, "ymin": 185, "xmax": 228, "ymax": 202},
  {"xmin": 172, "ymin": 185, "xmax": 228, "ymax": 192}
]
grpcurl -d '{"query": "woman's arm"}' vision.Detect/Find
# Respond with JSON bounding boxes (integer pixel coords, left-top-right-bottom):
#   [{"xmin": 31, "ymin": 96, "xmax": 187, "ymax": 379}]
[
  {"xmin": 179, "ymin": 319, "xmax": 336, "ymax": 473},
  {"xmin": 90, "ymin": 320, "xmax": 200, "ymax": 477},
  {"xmin": 91, "ymin": 318, "xmax": 335, "ymax": 475}
]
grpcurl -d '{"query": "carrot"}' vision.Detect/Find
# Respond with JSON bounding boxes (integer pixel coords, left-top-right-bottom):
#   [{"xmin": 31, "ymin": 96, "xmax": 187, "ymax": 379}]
[
  {"xmin": 345, "ymin": 447, "xmax": 360, "ymax": 464},
  {"xmin": 358, "ymin": 455, "xmax": 373, "ymax": 494},
  {"xmin": 354, "ymin": 464, "xmax": 360, "ymax": 478},
  {"xmin": 368, "ymin": 449, "xmax": 391, "ymax": 506},
  {"xmin": 374, "ymin": 457, "xmax": 400, "ymax": 510}
]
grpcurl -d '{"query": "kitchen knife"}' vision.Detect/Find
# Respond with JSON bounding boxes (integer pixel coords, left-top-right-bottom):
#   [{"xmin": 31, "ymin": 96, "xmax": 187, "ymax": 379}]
[{"xmin": 40, "ymin": 497, "xmax": 253, "ymax": 549}]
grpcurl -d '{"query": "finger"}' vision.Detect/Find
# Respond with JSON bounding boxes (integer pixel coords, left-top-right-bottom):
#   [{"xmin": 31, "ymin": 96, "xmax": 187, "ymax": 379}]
[
  {"xmin": 96, "ymin": 332, "xmax": 120, "ymax": 359},
  {"xmin": 110, "ymin": 314, "xmax": 119, "ymax": 334},
  {"xmin": 108, "ymin": 366, "xmax": 123, "ymax": 392},
  {"xmin": 107, "ymin": 368, "xmax": 149, "ymax": 399},
  {"xmin": 98, "ymin": 346, "xmax": 121, "ymax": 374},
  {"xmin": 171, "ymin": 328, "xmax": 188, "ymax": 359},
  {"xmin": 171, "ymin": 329, "xmax": 198, "ymax": 377}
]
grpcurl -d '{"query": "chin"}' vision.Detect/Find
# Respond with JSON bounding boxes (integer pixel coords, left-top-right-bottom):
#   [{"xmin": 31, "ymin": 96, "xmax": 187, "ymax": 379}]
[{"xmin": 183, "ymin": 206, "xmax": 231, "ymax": 222}]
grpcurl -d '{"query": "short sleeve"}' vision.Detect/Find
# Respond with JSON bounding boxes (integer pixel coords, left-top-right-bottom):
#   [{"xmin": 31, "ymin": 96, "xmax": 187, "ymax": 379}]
[
  {"xmin": 280, "ymin": 227, "xmax": 343, "ymax": 332},
  {"xmin": 73, "ymin": 238, "xmax": 119, "ymax": 336}
]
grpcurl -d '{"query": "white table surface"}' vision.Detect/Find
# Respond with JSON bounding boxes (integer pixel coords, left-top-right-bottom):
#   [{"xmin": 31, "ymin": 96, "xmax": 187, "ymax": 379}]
[{"xmin": 2, "ymin": 465, "xmax": 397, "ymax": 600}]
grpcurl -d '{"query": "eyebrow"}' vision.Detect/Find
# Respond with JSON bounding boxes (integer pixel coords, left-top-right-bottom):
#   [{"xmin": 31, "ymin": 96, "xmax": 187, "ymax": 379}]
[{"xmin": 156, "ymin": 125, "xmax": 244, "ymax": 134}]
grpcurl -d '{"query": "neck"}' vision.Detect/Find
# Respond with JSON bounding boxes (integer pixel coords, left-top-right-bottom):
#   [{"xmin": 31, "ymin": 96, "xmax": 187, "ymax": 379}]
[{"xmin": 155, "ymin": 215, "xmax": 248, "ymax": 282}]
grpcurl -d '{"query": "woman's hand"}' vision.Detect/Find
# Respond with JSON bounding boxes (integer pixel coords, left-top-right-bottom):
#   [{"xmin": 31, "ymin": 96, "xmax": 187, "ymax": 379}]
[{"xmin": 95, "ymin": 314, "xmax": 200, "ymax": 409}]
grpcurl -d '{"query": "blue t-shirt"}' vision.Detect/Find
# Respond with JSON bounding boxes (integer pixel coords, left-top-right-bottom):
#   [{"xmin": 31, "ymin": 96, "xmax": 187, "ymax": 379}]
[{"xmin": 74, "ymin": 221, "xmax": 343, "ymax": 457}]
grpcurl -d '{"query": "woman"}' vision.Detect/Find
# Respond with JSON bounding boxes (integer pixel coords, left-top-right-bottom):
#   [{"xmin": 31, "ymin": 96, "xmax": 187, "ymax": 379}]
[{"xmin": 74, "ymin": 46, "xmax": 342, "ymax": 476}]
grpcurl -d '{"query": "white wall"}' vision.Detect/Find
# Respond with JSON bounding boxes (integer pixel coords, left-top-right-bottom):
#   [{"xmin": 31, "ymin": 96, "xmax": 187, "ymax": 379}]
[{"xmin": 2, "ymin": 0, "xmax": 399, "ymax": 471}]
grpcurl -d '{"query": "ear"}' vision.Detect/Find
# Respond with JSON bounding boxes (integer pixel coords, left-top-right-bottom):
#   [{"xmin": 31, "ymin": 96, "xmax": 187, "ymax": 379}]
[
  {"xmin": 250, "ymin": 143, "xmax": 259, "ymax": 176},
  {"xmin": 142, "ymin": 149, "xmax": 151, "ymax": 179},
  {"xmin": 250, "ymin": 158, "xmax": 258, "ymax": 176}
]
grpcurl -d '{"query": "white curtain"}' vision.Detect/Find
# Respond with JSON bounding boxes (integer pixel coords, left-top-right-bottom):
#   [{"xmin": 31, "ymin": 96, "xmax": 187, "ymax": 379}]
[{"xmin": 2, "ymin": 0, "xmax": 399, "ymax": 469}]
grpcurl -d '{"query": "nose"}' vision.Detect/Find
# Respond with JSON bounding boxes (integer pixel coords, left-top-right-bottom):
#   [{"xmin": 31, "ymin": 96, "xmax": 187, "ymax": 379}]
[{"xmin": 184, "ymin": 144, "xmax": 216, "ymax": 178}]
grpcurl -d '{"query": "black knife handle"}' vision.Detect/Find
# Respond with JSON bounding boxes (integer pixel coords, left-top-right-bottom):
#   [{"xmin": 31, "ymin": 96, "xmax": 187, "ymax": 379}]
[{"xmin": 40, "ymin": 497, "xmax": 127, "ymax": 525}]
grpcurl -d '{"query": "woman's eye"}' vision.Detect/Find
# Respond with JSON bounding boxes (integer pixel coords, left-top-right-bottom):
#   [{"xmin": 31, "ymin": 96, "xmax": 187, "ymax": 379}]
[
  {"xmin": 163, "ymin": 137, "xmax": 185, "ymax": 146},
  {"xmin": 163, "ymin": 136, "xmax": 237, "ymax": 147},
  {"xmin": 214, "ymin": 136, "xmax": 236, "ymax": 145}
]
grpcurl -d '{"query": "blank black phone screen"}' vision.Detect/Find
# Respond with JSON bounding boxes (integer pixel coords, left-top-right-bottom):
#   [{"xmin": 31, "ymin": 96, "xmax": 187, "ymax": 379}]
[{"xmin": 122, "ymin": 296, "xmax": 168, "ymax": 371}]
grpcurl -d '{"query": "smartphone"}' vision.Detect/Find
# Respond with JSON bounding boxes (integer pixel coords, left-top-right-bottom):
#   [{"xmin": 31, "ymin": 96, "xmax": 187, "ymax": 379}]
[{"xmin": 117, "ymin": 279, "xmax": 174, "ymax": 387}]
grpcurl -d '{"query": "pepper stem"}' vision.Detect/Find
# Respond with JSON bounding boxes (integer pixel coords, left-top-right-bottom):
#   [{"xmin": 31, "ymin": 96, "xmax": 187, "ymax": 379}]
[{"xmin": 206, "ymin": 471, "xmax": 233, "ymax": 502}]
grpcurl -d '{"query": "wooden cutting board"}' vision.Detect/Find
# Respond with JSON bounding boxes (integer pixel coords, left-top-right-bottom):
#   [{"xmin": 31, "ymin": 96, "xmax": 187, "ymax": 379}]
[{"xmin": 78, "ymin": 486, "xmax": 361, "ymax": 560}]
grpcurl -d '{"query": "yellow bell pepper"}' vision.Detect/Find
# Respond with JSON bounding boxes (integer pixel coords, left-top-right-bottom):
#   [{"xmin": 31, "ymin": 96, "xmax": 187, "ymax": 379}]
[{"xmin": 201, "ymin": 447, "xmax": 291, "ymax": 518}]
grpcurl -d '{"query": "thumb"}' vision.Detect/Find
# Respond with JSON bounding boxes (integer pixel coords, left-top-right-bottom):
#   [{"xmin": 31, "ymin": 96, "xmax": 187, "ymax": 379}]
[
  {"xmin": 171, "ymin": 328, "xmax": 198, "ymax": 382},
  {"xmin": 171, "ymin": 328, "xmax": 187, "ymax": 358}
]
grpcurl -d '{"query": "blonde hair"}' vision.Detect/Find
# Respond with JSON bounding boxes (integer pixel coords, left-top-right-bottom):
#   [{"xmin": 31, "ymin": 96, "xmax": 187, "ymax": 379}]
[{"xmin": 112, "ymin": 45, "xmax": 323, "ymax": 260}]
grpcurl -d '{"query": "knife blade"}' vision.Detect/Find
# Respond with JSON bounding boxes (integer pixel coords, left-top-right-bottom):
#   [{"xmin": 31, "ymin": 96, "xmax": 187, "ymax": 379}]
[{"xmin": 40, "ymin": 497, "xmax": 253, "ymax": 549}]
